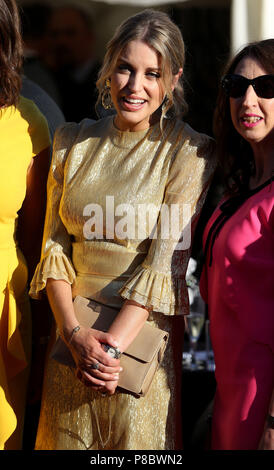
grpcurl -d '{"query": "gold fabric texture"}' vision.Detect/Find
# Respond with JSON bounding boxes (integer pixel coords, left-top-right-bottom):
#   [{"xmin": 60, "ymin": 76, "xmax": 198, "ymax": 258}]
[{"xmin": 30, "ymin": 116, "xmax": 216, "ymax": 450}]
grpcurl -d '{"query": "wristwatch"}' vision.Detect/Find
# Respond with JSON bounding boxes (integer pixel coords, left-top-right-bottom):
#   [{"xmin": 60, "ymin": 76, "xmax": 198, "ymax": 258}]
[{"xmin": 102, "ymin": 343, "xmax": 122, "ymax": 359}]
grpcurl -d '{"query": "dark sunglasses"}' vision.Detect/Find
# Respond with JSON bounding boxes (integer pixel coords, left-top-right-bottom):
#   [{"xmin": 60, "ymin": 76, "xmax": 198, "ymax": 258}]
[{"xmin": 221, "ymin": 73, "xmax": 274, "ymax": 99}]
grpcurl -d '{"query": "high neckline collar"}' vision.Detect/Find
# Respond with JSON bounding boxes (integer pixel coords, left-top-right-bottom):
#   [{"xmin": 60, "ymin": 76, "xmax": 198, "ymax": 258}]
[{"xmin": 108, "ymin": 116, "xmax": 162, "ymax": 148}]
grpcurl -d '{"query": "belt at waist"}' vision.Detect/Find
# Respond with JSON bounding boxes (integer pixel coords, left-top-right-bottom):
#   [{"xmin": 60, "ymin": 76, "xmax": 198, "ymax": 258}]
[
  {"xmin": 71, "ymin": 241, "xmax": 147, "ymax": 308},
  {"xmin": 72, "ymin": 240, "xmax": 146, "ymax": 278}
]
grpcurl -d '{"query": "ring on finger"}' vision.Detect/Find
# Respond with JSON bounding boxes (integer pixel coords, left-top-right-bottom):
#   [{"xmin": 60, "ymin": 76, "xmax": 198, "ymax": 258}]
[{"xmin": 89, "ymin": 361, "xmax": 100, "ymax": 370}]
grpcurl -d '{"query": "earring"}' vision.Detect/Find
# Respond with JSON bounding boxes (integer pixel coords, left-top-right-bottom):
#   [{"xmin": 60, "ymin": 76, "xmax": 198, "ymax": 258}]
[
  {"xmin": 101, "ymin": 79, "xmax": 113, "ymax": 109},
  {"xmin": 161, "ymin": 95, "xmax": 175, "ymax": 119},
  {"xmin": 161, "ymin": 96, "xmax": 169, "ymax": 118}
]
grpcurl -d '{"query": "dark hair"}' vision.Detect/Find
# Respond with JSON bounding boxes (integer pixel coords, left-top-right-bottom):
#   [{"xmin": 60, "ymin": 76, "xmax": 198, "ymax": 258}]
[
  {"xmin": 213, "ymin": 39, "xmax": 274, "ymax": 194},
  {"xmin": 0, "ymin": 0, "xmax": 23, "ymax": 107}
]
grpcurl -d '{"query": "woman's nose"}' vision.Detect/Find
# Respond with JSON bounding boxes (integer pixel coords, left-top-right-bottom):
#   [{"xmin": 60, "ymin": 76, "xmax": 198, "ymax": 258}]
[
  {"xmin": 242, "ymin": 84, "xmax": 258, "ymax": 106},
  {"xmin": 127, "ymin": 72, "xmax": 143, "ymax": 92}
]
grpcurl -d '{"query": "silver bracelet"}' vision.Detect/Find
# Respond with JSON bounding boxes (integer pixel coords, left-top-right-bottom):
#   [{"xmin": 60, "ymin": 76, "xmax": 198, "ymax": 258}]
[{"xmin": 68, "ymin": 325, "xmax": 81, "ymax": 343}]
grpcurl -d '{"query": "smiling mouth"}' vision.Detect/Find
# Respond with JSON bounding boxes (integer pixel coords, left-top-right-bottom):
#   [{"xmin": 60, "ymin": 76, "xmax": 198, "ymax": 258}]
[
  {"xmin": 122, "ymin": 97, "xmax": 146, "ymax": 105},
  {"xmin": 240, "ymin": 116, "xmax": 262, "ymax": 124}
]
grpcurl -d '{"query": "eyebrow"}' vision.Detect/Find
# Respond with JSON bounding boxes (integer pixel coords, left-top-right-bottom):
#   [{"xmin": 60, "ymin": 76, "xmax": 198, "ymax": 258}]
[{"xmin": 117, "ymin": 58, "xmax": 161, "ymax": 72}]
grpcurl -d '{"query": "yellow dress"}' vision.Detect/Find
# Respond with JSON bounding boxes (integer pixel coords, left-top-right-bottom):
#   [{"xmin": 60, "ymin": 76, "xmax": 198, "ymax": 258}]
[
  {"xmin": 30, "ymin": 116, "xmax": 216, "ymax": 450},
  {"xmin": 0, "ymin": 97, "xmax": 50, "ymax": 450}
]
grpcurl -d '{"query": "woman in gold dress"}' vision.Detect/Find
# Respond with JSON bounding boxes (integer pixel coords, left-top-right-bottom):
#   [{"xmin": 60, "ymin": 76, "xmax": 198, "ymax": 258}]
[{"xmin": 30, "ymin": 9, "xmax": 216, "ymax": 450}]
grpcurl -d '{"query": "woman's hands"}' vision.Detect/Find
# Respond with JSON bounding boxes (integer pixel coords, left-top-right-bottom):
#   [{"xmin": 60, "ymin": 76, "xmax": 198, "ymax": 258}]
[
  {"xmin": 68, "ymin": 299, "xmax": 150, "ymax": 396},
  {"xmin": 67, "ymin": 326, "xmax": 122, "ymax": 394},
  {"xmin": 46, "ymin": 281, "xmax": 149, "ymax": 396}
]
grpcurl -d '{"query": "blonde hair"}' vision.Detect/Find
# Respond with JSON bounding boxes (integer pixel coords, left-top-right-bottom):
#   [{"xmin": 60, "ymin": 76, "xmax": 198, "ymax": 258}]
[{"xmin": 96, "ymin": 9, "xmax": 187, "ymax": 122}]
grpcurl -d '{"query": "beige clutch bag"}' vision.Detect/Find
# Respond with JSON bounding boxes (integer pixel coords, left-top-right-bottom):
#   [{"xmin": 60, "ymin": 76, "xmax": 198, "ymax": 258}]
[{"xmin": 50, "ymin": 295, "xmax": 169, "ymax": 397}]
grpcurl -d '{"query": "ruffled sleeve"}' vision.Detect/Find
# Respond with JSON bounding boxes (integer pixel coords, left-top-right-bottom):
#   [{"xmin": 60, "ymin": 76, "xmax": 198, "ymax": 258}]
[
  {"xmin": 29, "ymin": 122, "xmax": 79, "ymax": 298},
  {"xmin": 119, "ymin": 124, "xmax": 216, "ymax": 315}
]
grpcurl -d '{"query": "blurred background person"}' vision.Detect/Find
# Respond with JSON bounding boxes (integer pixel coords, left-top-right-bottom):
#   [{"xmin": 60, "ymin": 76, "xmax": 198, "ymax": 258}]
[
  {"xmin": 0, "ymin": 0, "xmax": 51, "ymax": 450},
  {"xmin": 20, "ymin": 2, "xmax": 61, "ymax": 106},
  {"xmin": 200, "ymin": 39, "xmax": 274, "ymax": 450},
  {"xmin": 20, "ymin": 75, "xmax": 65, "ymax": 451},
  {"xmin": 19, "ymin": 4, "xmax": 66, "ymax": 143},
  {"xmin": 45, "ymin": 4, "xmax": 101, "ymax": 122},
  {"xmin": 19, "ymin": 4, "xmax": 65, "ymax": 448},
  {"xmin": 21, "ymin": 77, "xmax": 65, "ymax": 143}
]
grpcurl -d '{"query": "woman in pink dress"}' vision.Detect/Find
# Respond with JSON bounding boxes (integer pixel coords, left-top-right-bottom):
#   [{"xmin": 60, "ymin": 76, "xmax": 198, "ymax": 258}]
[{"xmin": 200, "ymin": 39, "xmax": 274, "ymax": 450}]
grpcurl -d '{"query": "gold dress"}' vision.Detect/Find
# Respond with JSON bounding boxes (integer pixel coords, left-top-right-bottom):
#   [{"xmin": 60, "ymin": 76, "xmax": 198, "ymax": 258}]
[{"xmin": 30, "ymin": 116, "xmax": 216, "ymax": 450}]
